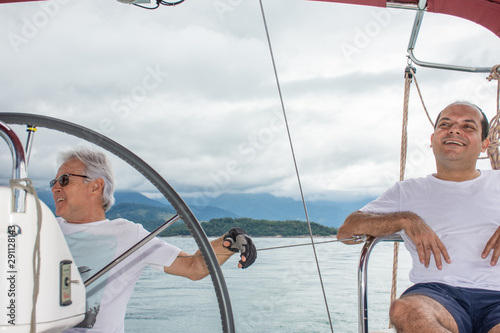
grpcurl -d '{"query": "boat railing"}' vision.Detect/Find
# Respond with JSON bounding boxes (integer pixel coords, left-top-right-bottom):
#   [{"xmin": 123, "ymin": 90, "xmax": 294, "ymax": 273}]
[
  {"xmin": 406, "ymin": 1, "xmax": 493, "ymax": 73},
  {"xmin": 358, "ymin": 233, "xmax": 404, "ymax": 333},
  {"xmin": 0, "ymin": 121, "xmax": 27, "ymax": 212}
]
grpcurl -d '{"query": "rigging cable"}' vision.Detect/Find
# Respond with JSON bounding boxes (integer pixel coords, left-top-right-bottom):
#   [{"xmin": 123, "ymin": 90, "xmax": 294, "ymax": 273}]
[
  {"xmin": 410, "ymin": 67, "xmax": 434, "ymax": 128},
  {"xmin": 258, "ymin": 1, "xmax": 334, "ymax": 332},
  {"xmin": 256, "ymin": 235, "xmax": 366, "ymax": 252},
  {"xmin": 178, "ymin": 235, "xmax": 368, "ymax": 258}
]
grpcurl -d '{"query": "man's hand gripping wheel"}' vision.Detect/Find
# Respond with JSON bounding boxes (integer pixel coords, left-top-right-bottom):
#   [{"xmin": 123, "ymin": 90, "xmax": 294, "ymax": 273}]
[{"xmin": 223, "ymin": 227, "xmax": 256, "ymax": 269}]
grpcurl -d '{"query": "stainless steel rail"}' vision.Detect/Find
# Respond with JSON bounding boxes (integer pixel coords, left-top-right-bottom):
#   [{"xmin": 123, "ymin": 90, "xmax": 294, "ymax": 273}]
[
  {"xmin": 0, "ymin": 121, "xmax": 27, "ymax": 212},
  {"xmin": 406, "ymin": 2, "xmax": 493, "ymax": 73},
  {"xmin": 358, "ymin": 234, "xmax": 403, "ymax": 333}
]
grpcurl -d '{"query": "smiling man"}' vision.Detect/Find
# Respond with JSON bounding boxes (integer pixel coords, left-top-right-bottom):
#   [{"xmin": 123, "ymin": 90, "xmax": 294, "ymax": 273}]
[
  {"xmin": 51, "ymin": 148, "xmax": 256, "ymax": 333},
  {"xmin": 431, "ymin": 103, "xmax": 490, "ymax": 181},
  {"xmin": 338, "ymin": 102, "xmax": 500, "ymax": 333}
]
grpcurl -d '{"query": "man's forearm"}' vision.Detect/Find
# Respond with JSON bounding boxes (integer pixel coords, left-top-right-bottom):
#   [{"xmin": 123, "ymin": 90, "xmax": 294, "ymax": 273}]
[
  {"xmin": 338, "ymin": 210, "xmax": 451, "ymax": 269},
  {"xmin": 210, "ymin": 236, "xmax": 235, "ymax": 266},
  {"xmin": 167, "ymin": 237, "xmax": 236, "ymax": 281},
  {"xmin": 337, "ymin": 210, "xmax": 418, "ymax": 243},
  {"xmin": 189, "ymin": 237, "xmax": 235, "ymax": 277}
]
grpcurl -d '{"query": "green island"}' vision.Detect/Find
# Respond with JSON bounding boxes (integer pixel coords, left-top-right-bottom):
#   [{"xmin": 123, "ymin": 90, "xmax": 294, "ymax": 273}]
[
  {"xmin": 106, "ymin": 203, "xmax": 338, "ymax": 237},
  {"xmin": 159, "ymin": 217, "xmax": 338, "ymax": 237}
]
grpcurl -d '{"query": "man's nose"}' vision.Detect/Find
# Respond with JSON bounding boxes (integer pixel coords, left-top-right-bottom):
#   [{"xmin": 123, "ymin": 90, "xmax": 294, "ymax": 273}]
[
  {"xmin": 51, "ymin": 182, "xmax": 61, "ymax": 192},
  {"xmin": 449, "ymin": 123, "xmax": 461, "ymax": 133}
]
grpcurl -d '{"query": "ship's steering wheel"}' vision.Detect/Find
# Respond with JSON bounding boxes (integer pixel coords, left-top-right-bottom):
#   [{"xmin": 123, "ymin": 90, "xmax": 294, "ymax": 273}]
[{"xmin": 0, "ymin": 113, "xmax": 235, "ymax": 333}]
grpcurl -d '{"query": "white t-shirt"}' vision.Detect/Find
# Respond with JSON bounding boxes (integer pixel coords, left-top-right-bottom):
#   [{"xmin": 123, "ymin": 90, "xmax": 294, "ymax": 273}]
[
  {"xmin": 58, "ymin": 217, "xmax": 181, "ymax": 333},
  {"xmin": 361, "ymin": 170, "xmax": 500, "ymax": 291}
]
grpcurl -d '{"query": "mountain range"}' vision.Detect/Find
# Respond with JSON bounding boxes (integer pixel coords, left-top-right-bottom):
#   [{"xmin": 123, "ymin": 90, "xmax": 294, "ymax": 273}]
[{"xmin": 36, "ymin": 190, "xmax": 373, "ymax": 228}]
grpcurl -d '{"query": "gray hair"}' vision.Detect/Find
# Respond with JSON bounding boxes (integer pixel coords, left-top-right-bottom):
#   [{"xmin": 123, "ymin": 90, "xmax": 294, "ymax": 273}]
[{"xmin": 58, "ymin": 148, "xmax": 115, "ymax": 212}]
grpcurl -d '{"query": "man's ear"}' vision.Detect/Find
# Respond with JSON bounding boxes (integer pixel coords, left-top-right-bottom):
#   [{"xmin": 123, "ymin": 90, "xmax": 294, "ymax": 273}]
[
  {"xmin": 481, "ymin": 138, "xmax": 490, "ymax": 153},
  {"xmin": 92, "ymin": 178, "xmax": 105, "ymax": 194}
]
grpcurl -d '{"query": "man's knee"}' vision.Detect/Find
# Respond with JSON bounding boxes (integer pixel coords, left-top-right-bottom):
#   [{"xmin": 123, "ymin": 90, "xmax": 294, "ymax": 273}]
[
  {"xmin": 389, "ymin": 294, "xmax": 459, "ymax": 333},
  {"xmin": 389, "ymin": 298, "xmax": 414, "ymax": 326},
  {"xmin": 389, "ymin": 295, "xmax": 433, "ymax": 329}
]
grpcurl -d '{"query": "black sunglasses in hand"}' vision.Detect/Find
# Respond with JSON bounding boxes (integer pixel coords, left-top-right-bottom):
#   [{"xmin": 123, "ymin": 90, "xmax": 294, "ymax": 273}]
[{"xmin": 49, "ymin": 174, "xmax": 89, "ymax": 188}]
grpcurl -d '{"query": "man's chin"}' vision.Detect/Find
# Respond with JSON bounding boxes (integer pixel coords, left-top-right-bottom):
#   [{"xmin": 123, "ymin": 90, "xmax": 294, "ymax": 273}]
[{"xmin": 54, "ymin": 207, "xmax": 65, "ymax": 218}]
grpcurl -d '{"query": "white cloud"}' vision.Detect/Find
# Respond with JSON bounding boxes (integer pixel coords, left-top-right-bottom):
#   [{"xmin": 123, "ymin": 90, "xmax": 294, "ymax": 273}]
[{"xmin": 0, "ymin": 0, "xmax": 498, "ymax": 203}]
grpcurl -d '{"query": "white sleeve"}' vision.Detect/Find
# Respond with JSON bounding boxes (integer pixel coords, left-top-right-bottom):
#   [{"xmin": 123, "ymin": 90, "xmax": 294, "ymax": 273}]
[
  {"xmin": 134, "ymin": 224, "xmax": 182, "ymax": 270},
  {"xmin": 360, "ymin": 182, "xmax": 402, "ymax": 214}
]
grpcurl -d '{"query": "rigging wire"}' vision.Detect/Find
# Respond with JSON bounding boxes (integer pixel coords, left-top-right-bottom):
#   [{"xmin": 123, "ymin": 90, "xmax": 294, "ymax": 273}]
[
  {"xmin": 177, "ymin": 235, "xmax": 368, "ymax": 258},
  {"xmin": 256, "ymin": 235, "xmax": 366, "ymax": 252},
  {"xmin": 257, "ymin": 1, "xmax": 334, "ymax": 331}
]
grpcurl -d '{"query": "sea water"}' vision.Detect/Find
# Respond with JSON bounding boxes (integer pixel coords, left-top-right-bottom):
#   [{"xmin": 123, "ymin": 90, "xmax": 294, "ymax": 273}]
[{"xmin": 125, "ymin": 237, "xmax": 412, "ymax": 333}]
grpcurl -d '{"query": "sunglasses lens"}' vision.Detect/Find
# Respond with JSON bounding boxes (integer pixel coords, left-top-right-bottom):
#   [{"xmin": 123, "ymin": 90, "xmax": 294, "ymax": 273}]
[
  {"xmin": 60, "ymin": 174, "xmax": 70, "ymax": 187},
  {"xmin": 50, "ymin": 174, "xmax": 71, "ymax": 188}
]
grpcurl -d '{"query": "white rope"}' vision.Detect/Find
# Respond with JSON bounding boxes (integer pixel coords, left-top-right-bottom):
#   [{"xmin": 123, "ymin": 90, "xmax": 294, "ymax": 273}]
[
  {"xmin": 486, "ymin": 65, "xmax": 500, "ymax": 170},
  {"xmin": 10, "ymin": 178, "xmax": 42, "ymax": 333},
  {"xmin": 387, "ymin": 67, "xmax": 413, "ymax": 328}
]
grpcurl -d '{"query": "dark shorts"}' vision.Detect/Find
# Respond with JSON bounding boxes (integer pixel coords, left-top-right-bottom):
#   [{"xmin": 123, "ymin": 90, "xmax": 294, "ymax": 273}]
[{"xmin": 402, "ymin": 282, "xmax": 500, "ymax": 333}]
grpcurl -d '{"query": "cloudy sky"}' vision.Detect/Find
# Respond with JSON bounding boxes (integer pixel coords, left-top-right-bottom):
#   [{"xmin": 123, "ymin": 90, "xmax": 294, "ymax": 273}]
[{"xmin": 0, "ymin": 0, "xmax": 499, "ymax": 204}]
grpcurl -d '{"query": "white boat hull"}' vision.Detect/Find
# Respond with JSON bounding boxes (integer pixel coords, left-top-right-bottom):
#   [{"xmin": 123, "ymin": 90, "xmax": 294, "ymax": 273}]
[{"xmin": 0, "ymin": 186, "xmax": 85, "ymax": 332}]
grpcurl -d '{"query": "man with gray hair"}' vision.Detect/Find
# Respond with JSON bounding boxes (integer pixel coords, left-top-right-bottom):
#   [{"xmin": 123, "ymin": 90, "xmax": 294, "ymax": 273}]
[{"xmin": 50, "ymin": 148, "xmax": 256, "ymax": 333}]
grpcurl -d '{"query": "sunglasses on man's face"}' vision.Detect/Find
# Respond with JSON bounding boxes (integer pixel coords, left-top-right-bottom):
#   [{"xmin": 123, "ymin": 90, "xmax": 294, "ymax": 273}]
[{"xmin": 49, "ymin": 174, "xmax": 89, "ymax": 188}]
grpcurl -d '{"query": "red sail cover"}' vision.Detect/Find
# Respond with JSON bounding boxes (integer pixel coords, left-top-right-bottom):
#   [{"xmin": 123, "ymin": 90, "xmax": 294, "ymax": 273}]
[
  {"xmin": 0, "ymin": 0, "xmax": 47, "ymax": 2},
  {"xmin": 312, "ymin": 0, "xmax": 500, "ymax": 38},
  {"xmin": 1, "ymin": 0, "xmax": 499, "ymax": 38}
]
